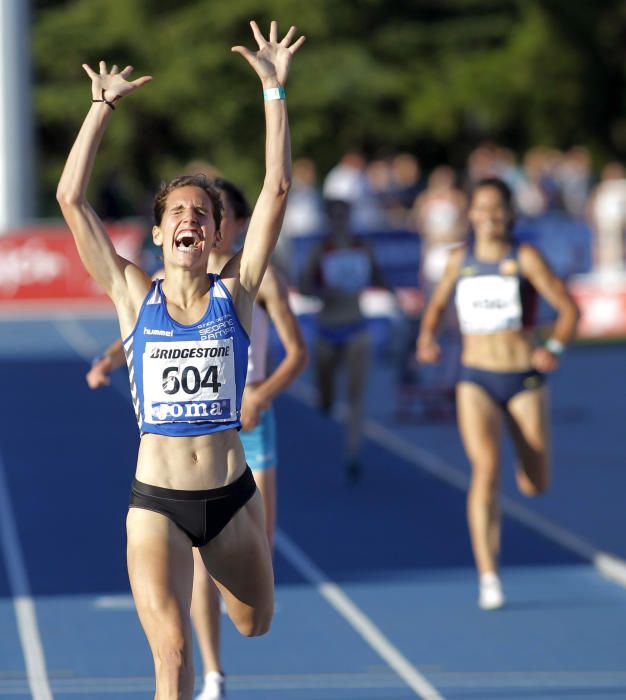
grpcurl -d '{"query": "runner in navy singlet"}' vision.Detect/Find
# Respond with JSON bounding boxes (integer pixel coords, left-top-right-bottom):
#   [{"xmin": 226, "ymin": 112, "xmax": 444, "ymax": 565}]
[{"xmin": 417, "ymin": 177, "xmax": 579, "ymax": 610}]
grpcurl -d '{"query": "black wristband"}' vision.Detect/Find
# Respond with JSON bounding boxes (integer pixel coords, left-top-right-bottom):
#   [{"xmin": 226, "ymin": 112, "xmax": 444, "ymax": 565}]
[{"xmin": 92, "ymin": 88, "xmax": 117, "ymax": 111}]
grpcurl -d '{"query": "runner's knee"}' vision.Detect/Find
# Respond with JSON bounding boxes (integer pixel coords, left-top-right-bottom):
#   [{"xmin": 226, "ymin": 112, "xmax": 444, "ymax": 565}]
[
  {"xmin": 516, "ymin": 453, "xmax": 550, "ymax": 496},
  {"xmin": 470, "ymin": 463, "xmax": 500, "ymax": 496},
  {"xmin": 517, "ymin": 463, "xmax": 550, "ymax": 496},
  {"xmin": 153, "ymin": 633, "xmax": 194, "ymax": 689},
  {"xmin": 229, "ymin": 602, "xmax": 273, "ymax": 637}
]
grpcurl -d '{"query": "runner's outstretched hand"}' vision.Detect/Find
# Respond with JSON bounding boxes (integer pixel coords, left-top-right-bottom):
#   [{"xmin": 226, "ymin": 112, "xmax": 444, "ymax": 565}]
[
  {"xmin": 232, "ymin": 20, "xmax": 305, "ymax": 86},
  {"xmin": 82, "ymin": 61, "xmax": 152, "ymax": 106}
]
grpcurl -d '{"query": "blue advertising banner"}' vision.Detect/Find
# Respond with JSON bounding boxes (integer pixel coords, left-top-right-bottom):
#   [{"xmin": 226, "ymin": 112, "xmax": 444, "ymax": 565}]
[{"xmin": 290, "ymin": 213, "xmax": 592, "ymax": 291}]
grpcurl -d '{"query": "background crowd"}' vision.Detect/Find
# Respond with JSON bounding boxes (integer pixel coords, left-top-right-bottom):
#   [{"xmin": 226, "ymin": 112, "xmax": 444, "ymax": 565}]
[{"xmin": 276, "ymin": 143, "xmax": 626, "ymax": 282}]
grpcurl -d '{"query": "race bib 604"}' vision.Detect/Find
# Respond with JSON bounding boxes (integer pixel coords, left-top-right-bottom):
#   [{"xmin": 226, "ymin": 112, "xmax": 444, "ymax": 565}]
[{"xmin": 143, "ymin": 339, "xmax": 236, "ymax": 424}]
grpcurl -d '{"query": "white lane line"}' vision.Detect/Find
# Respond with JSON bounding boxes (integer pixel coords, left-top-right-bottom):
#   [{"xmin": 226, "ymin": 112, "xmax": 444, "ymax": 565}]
[
  {"xmin": 0, "ymin": 671, "xmax": 406, "ymax": 694},
  {"xmin": 425, "ymin": 670, "xmax": 626, "ymax": 688},
  {"xmin": 93, "ymin": 594, "xmax": 135, "ymax": 609},
  {"xmin": 275, "ymin": 528, "xmax": 446, "ymax": 700},
  {"xmin": 2, "ymin": 669, "xmax": 626, "ymax": 695},
  {"xmin": 0, "ymin": 451, "xmax": 53, "ymax": 700},
  {"xmin": 288, "ymin": 380, "xmax": 626, "ymax": 589},
  {"xmin": 594, "ymin": 552, "xmax": 626, "ymax": 588},
  {"xmin": 93, "ymin": 593, "xmax": 274, "ymax": 615},
  {"xmin": 53, "ymin": 315, "xmax": 102, "ymax": 359}
]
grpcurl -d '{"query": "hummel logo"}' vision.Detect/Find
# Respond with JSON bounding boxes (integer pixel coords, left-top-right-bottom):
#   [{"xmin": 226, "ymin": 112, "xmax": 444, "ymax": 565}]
[{"xmin": 143, "ymin": 328, "xmax": 173, "ymax": 337}]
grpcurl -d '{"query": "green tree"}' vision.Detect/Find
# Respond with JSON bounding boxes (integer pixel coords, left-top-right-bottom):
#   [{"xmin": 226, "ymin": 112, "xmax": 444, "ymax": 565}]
[{"xmin": 33, "ymin": 0, "xmax": 626, "ymax": 217}]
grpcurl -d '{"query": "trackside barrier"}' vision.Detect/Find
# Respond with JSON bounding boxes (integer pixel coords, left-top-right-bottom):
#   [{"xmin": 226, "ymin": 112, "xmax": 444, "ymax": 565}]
[{"xmin": 0, "ymin": 221, "xmax": 144, "ymax": 312}]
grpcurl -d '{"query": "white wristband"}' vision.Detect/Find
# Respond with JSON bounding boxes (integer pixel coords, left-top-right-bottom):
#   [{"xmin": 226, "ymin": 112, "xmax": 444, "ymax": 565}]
[
  {"xmin": 544, "ymin": 338, "xmax": 565, "ymax": 355},
  {"xmin": 263, "ymin": 86, "xmax": 285, "ymax": 101}
]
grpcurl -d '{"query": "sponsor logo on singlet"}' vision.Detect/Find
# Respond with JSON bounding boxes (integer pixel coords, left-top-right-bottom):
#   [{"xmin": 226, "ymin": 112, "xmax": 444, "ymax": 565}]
[
  {"xmin": 472, "ymin": 298, "xmax": 509, "ymax": 309},
  {"xmin": 148, "ymin": 346, "xmax": 230, "ymax": 360},
  {"xmin": 499, "ymin": 259, "xmax": 519, "ymax": 276},
  {"xmin": 198, "ymin": 314, "xmax": 236, "ymax": 341},
  {"xmin": 144, "ymin": 327, "xmax": 174, "ymax": 337},
  {"xmin": 151, "ymin": 399, "xmax": 231, "ymax": 422}
]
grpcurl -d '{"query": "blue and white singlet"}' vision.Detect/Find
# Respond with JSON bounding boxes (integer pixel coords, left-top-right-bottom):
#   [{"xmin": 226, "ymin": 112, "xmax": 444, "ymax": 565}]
[{"xmin": 123, "ymin": 275, "xmax": 250, "ymax": 436}]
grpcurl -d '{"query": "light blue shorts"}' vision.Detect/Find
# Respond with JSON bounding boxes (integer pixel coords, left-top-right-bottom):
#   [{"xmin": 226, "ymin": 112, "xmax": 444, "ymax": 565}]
[{"xmin": 239, "ymin": 406, "xmax": 277, "ymax": 472}]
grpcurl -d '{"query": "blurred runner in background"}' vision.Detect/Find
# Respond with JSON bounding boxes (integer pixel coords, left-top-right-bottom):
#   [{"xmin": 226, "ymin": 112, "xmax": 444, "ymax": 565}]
[{"xmin": 417, "ymin": 177, "xmax": 578, "ymax": 610}]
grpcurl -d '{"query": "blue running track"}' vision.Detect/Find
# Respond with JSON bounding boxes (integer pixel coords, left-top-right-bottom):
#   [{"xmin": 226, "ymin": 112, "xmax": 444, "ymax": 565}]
[{"xmin": 0, "ymin": 312, "xmax": 625, "ymax": 699}]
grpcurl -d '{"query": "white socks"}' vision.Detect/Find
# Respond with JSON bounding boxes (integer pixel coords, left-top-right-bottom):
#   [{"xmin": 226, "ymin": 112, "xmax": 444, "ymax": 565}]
[{"xmin": 195, "ymin": 671, "xmax": 225, "ymax": 700}]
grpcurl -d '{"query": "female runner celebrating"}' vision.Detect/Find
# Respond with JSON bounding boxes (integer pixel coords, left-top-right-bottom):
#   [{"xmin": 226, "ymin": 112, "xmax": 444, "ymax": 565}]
[
  {"xmin": 57, "ymin": 20, "xmax": 304, "ymax": 698},
  {"xmin": 84, "ymin": 177, "xmax": 308, "ymax": 699}
]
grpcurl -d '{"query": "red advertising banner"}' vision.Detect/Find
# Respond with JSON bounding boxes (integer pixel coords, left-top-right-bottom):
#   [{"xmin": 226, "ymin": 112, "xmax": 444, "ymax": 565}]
[
  {"xmin": 0, "ymin": 222, "xmax": 145, "ymax": 311},
  {"xmin": 570, "ymin": 273, "xmax": 626, "ymax": 338}
]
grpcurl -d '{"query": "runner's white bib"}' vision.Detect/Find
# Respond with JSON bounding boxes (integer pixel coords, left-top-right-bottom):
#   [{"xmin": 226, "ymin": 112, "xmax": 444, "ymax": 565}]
[
  {"xmin": 455, "ymin": 274, "xmax": 522, "ymax": 334},
  {"xmin": 143, "ymin": 339, "xmax": 236, "ymax": 424}
]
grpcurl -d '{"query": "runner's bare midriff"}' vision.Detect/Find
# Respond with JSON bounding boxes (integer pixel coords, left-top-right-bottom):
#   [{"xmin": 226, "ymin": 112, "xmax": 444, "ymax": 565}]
[
  {"xmin": 461, "ymin": 329, "xmax": 535, "ymax": 371},
  {"xmin": 135, "ymin": 429, "xmax": 247, "ymax": 490}
]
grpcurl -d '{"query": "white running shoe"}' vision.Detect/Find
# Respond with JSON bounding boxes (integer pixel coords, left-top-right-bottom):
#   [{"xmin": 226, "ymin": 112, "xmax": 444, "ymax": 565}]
[
  {"xmin": 478, "ymin": 572, "xmax": 505, "ymax": 610},
  {"xmin": 195, "ymin": 671, "xmax": 225, "ymax": 700}
]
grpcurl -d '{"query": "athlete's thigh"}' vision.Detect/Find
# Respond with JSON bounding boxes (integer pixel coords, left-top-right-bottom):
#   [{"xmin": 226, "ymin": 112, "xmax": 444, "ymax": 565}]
[
  {"xmin": 315, "ymin": 339, "xmax": 341, "ymax": 408},
  {"xmin": 505, "ymin": 385, "xmax": 550, "ymax": 460},
  {"xmin": 252, "ymin": 466, "xmax": 276, "ymax": 544},
  {"xmin": 253, "ymin": 466, "xmax": 276, "ymax": 505},
  {"xmin": 126, "ymin": 508, "xmax": 195, "ymax": 639},
  {"xmin": 345, "ymin": 332, "xmax": 370, "ymax": 398},
  {"xmin": 192, "ymin": 545, "xmax": 212, "ymax": 588},
  {"xmin": 198, "ymin": 490, "xmax": 273, "ymax": 610},
  {"xmin": 316, "ymin": 338, "xmax": 341, "ymax": 378},
  {"xmin": 456, "ymin": 381, "xmax": 503, "ymax": 470}
]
